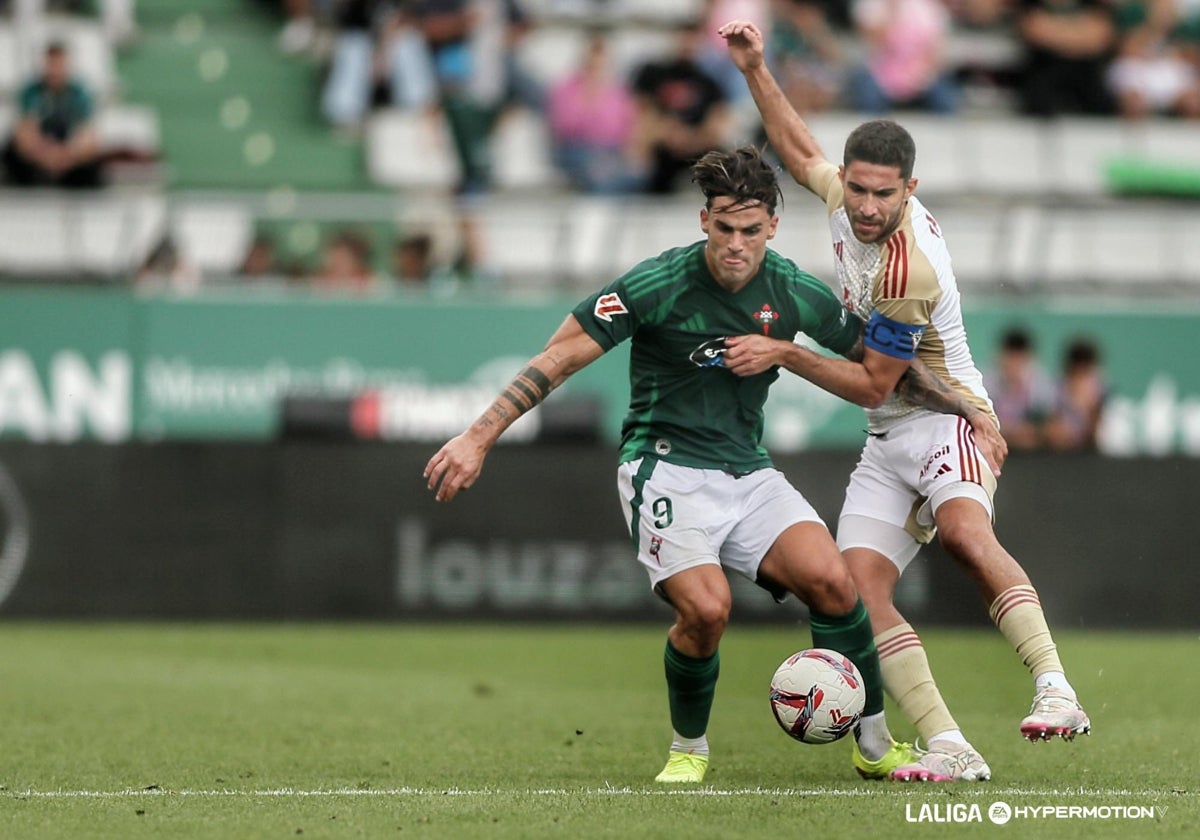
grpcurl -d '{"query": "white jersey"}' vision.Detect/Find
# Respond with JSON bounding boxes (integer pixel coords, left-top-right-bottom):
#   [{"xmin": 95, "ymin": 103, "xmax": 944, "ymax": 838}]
[{"xmin": 808, "ymin": 161, "xmax": 994, "ymax": 434}]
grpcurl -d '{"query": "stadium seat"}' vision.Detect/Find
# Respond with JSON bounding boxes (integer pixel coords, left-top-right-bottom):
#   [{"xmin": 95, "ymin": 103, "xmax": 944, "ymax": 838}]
[
  {"xmin": 0, "ymin": 25, "xmax": 19, "ymax": 97},
  {"xmin": 76, "ymin": 193, "xmax": 168, "ymax": 276},
  {"xmin": 562, "ymin": 196, "xmax": 622, "ymax": 288},
  {"xmin": 1051, "ymin": 118, "xmax": 1135, "ymax": 196},
  {"xmin": 514, "ymin": 25, "xmax": 587, "ymax": 92},
  {"xmin": 958, "ymin": 119, "xmax": 1048, "ymax": 195},
  {"xmin": 0, "ymin": 194, "xmax": 72, "ymax": 275},
  {"xmin": 95, "ymin": 105, "xmax": 160, "ymax": 155},
  {"xmin": 491, "ymin": 107, "xmax": 564, "ymax": 191},
  {"xmin": 898, "ymin": 114, "xmax": 968, "ymax": 194},
  {"xmin": 170, "ymin": 203, "xmax": 254, "ymax": 276},
  {"xmin": 0, "ymin": 192, "xmax": 167, "ymax": 278},
  {"xmin": 472, "ymin": 197, "xmax": 565, "ymax": 289},
  {"xmin": 366, "ymin": 108, "xmax": 461, "ymax": 191}
]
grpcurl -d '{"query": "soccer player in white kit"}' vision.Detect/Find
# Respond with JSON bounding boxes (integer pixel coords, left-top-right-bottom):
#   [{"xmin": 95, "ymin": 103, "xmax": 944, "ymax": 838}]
[{"xmin": 719, "ymin": 20, "xmax": 1091, "ymax": 782}]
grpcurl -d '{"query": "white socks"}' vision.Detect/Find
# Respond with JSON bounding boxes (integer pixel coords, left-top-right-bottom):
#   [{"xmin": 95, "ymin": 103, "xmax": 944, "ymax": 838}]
[{"xmin": 670, "ymin": 732, "xmax": 710, "ymax": 756}]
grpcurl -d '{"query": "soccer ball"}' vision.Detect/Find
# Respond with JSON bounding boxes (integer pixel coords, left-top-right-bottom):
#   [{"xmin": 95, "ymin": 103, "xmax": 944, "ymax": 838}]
[{"xmin": 769, "ymin": 648, "xmax": 866, "ymax": 745}]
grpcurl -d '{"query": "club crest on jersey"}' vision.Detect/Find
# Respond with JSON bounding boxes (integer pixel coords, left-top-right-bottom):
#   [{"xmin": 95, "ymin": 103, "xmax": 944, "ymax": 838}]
[
  {"xmin": 593, "ymin": 292, "xmax": 628, "ymax": 322},
  {"xmin": 755, "ymin": 303, "xmax": 780, "ymax": 335}
]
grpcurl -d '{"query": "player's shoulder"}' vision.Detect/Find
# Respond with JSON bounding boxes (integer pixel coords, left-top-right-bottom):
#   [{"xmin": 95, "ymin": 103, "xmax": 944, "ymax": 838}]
[
  {"xmin": 763, "ymin": 248, "xmax": 823, "ymax": 287},
  {"xmin": 876, "ymin": 198, "xmax": 945, "ymax": 298},
  {"xmin": 620, "ymin": 241, "xmax": 703, "ymax": 290},
  {"xmin": 806, "ymin": 160, "xmax": 843, "ymax": 208},
  {"xmin": 763, "ymin": 249, "xmax": 838, "ymax": 306}
]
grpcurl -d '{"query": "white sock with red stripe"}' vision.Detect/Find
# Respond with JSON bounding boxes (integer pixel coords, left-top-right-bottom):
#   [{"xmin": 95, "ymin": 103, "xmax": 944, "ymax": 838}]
[
  {"xmin": 876, "ymin": 623, "xmax": 960, "ymax": 745},
  {"xmin": 989, "ymin": 584, "xmax": 1068, "ymax": 689}
]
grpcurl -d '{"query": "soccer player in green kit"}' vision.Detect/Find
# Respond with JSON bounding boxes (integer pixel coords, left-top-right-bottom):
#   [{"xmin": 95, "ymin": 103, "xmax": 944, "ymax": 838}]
[{"xmin": 424, "ymin": 147, "xmax": 1000, "ymax": 783}]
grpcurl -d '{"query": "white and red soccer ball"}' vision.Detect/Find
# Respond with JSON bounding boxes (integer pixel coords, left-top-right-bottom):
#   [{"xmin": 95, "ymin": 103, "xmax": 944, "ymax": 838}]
[{"xmin": 769, "ymin": 648, "xmax": 866, "ymax": 745}]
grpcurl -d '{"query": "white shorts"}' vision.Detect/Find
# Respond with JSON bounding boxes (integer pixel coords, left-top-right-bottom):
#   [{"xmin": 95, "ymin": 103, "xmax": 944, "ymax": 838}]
[
  {"xmin": 617, "ymin": 458, "xmax": 825, "ymax": 595},
  {"xmin": 837, "ymin": 414, "xmax": 996, "ymax": 572}
]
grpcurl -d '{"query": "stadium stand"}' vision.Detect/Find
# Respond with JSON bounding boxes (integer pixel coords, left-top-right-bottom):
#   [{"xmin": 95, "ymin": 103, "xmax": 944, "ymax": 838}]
[{"xmin": 0, "ymin": 0, "xmax": 1197, "ymax": 294}]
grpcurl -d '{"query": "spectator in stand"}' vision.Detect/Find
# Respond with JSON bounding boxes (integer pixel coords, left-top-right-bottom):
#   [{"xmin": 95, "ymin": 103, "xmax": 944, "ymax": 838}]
[
  {"xmin": 1015, "ymin": 0, "xmax": 1118, "ymax": 116},
  {"xmin": 1108, "ymin": 0, "xmax": 1200, "ymax": 118},
  {"xmin": 2, "ymin": 42, "xmax": 105, "ymax": 188},
  {"xmin": 768, "ymin": 0, "xmax": 846, "ymax": 114},
  {"xmin": 983, "ymin": 326, "xmax": 1056, "ymax": 452},
  {"xmin": 322, "ymin": 0, "xmax": 437, "ymax": 130},
  {"xmin": 408, "ymin": 0, "xmax": 535, "ymax": 192},
  {"xmin": 313, "ymin": 230, "xmax": 378, "ymax": 292},
  {"xmin": 393, "ymin": 230, "xmax": 438, "ymax": 286},
  {"xmin": 631, "ymin": 20, "xmax": 733, "ymax": 194},
  {"xmin": 547, "ymin": 31, "xmax": 643, "ymax": 193},
  {"xmin": 239, "ymin": 235, "xmax": 280, "ymax": 279},
  {"xmin": 1045, "ymin": 337, "xmax": 1108, "ymax": 451},
  {"xmin": 847, "ymin": 0, "xmax": 960, "ymax": 114}
]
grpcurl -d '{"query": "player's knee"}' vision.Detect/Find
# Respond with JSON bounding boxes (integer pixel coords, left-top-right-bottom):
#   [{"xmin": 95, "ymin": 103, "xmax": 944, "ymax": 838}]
[
  {"xmin": 679, "ymin": 596, "xmax": 731, "ymax": 641},
  {"xmin": 936, "ymin": 520, "xmax": 987, "ymax": 564},
  {"xmin": 804, "ymin": 566, "xmax": 859, "ymax": 616}
]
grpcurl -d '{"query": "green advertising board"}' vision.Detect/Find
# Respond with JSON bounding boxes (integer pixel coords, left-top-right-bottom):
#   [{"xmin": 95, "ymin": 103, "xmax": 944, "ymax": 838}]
[{"xmin": 1, "ymin": 288, "xmax": 1198, "ymax": 454}]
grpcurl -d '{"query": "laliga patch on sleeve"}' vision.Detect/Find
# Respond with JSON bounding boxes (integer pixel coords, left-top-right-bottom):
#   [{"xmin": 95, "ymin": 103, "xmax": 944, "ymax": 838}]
[
  {"xmin": 864, "ymin": 310, "xmax": 924, "ymax": 359},
  {"xmin": 594, "ymin": 292, "xmax": 628, "ymax": 322}
]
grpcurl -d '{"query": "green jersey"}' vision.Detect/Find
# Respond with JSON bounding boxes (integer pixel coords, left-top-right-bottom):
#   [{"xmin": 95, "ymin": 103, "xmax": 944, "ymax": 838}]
[{"xmin": 572, "ymin": 241, "xmax": 861, "ymax": 473}]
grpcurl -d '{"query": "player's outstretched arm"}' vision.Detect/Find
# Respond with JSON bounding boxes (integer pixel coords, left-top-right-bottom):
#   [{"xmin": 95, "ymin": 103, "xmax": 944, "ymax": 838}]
[
  {"xmin": 725, "ymin": 333, "xmax": 906, "ymax": 408},
  {"xmin": 423, "ymin": 315, "xmax": 604, "ymax": 501},
  {"xmin": 725, "ymin": 333, "xmax": 1004, "ymax": 472},
  {"xmin": 718, "ymin": 19, "xmax": 828, "ymax": 190}
]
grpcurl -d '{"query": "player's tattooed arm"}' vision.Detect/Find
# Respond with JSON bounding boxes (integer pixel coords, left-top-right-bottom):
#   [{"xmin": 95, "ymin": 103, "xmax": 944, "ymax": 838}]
[
  {"xmin": 896, "ymin": 360, "xmax": 973, "ymax": 418},
  {"xmin": 898, "ymin": 361, "xmax": 1007, "ymax": 475},
  {"xmin": 482, "ymin": 364, "xmax": 556, "ymax": 430},
  {"xmin": 425, "ymin": 316, "xmax": 605, "ymax": 501}
]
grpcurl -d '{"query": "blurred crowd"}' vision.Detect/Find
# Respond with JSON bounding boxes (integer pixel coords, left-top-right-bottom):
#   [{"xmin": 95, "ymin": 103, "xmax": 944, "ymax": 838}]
[
  {"xmin": 262, "ymin": 0, "xmax": 1200, "ymax": 198},
  {"xmin": 135, "ymin": 214, "xmax": 496, "ymax": 297},
  {"xmin": 984, "ymin": 327, "xmax": 1109, "ymax": 452},
  {"xmin": 2, "ymin": 0, "xmax": 1199, "ymax": 295}
]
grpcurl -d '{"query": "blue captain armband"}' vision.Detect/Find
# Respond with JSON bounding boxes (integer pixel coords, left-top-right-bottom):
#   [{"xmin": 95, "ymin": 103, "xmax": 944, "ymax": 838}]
[{"xmin": 864, "ymin": 311, "xmax": 925, "ymax": 359}]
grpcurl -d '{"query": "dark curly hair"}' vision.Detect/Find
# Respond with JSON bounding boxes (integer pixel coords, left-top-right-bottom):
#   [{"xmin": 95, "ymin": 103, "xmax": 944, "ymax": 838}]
[{"xmin": 691, "ymin": 147, "xmax": 783, "ymax": 216}]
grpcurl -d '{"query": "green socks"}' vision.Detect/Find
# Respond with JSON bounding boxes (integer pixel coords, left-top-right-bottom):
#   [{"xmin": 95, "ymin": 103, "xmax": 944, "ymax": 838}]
[
  {"xmin": 809, "ymin": 598, "xmax": 886, "ymax": 716},
  {"xmin": 664, "ymin": 641, "xmax": 720, "ymax": 739}
]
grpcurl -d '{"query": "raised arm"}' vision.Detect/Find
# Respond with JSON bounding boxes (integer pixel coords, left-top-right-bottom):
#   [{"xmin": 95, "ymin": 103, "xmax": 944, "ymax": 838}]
[
  {"xmin": 423, "ymin": 314, "xmax": 605, "ymax": 501},
  {"xmin": 718, "ymin": 19, "xmax": 829, "ymax": 190}
]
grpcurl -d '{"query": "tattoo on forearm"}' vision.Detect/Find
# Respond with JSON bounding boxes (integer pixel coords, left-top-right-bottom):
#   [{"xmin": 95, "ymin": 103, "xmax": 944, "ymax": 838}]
[
  {"xmin": 898, "ymin": 362, "xmax": 973, "ymax": 418},
  {"xmin": 498, "ymin": 365, "xmax": 554, "ymax": 416}
]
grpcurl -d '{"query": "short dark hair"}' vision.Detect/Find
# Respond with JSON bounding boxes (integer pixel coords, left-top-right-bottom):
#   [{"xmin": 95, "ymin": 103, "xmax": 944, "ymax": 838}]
[
  {"xmin": 1001, "ymin": 326, "xmax": 1033, "ymax": 352},
  {"xmin": 844, "ymin": 119, "xmax": 917, "ymax": 180},
  {"xmin": 691, "ymin": 147, "xmax": 782, "ymax": 216},
  {"xmin": 1064, "ymin": 337, "xmax": 1100, "ymax": 369}
]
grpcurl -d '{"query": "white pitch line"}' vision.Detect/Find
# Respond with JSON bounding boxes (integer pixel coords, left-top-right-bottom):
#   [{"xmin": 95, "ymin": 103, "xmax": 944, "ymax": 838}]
[{"xmin": 2, "ymin": 787, "xmax": 1191, "ymax": 799}]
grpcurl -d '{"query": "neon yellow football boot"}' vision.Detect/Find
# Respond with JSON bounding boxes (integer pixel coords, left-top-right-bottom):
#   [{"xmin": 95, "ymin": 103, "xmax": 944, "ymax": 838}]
[
  {"xmin": 654, "ymin": 751, "xmax": 709, "ymax": 783},
  {"xmin": 851, "ymin": 739, "xmax": 920, "ymax": 780}
]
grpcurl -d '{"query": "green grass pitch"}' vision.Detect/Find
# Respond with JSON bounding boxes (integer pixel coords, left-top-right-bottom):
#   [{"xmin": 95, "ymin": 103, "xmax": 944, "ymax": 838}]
[{"xmin": 1, "ymin": 623, "xmax": 1195, "ymax": 839}]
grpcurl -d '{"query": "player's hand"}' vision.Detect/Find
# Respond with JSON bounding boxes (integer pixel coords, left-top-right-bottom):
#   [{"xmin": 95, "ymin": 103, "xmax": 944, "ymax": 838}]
[
  {"xmin": 724, "ymin": 334, "xmax": 785, "ymax": 377},
  {"xmin": 969, "ymin": 412, "xmax": 1007, "ymax": 477},
  {"xmin": 718, "ymin": 20, "xmax": 766, "ymax": 73},
  {"xmin": 423, "ymin": 432, "xmax": 489, "ymax": 502}
]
